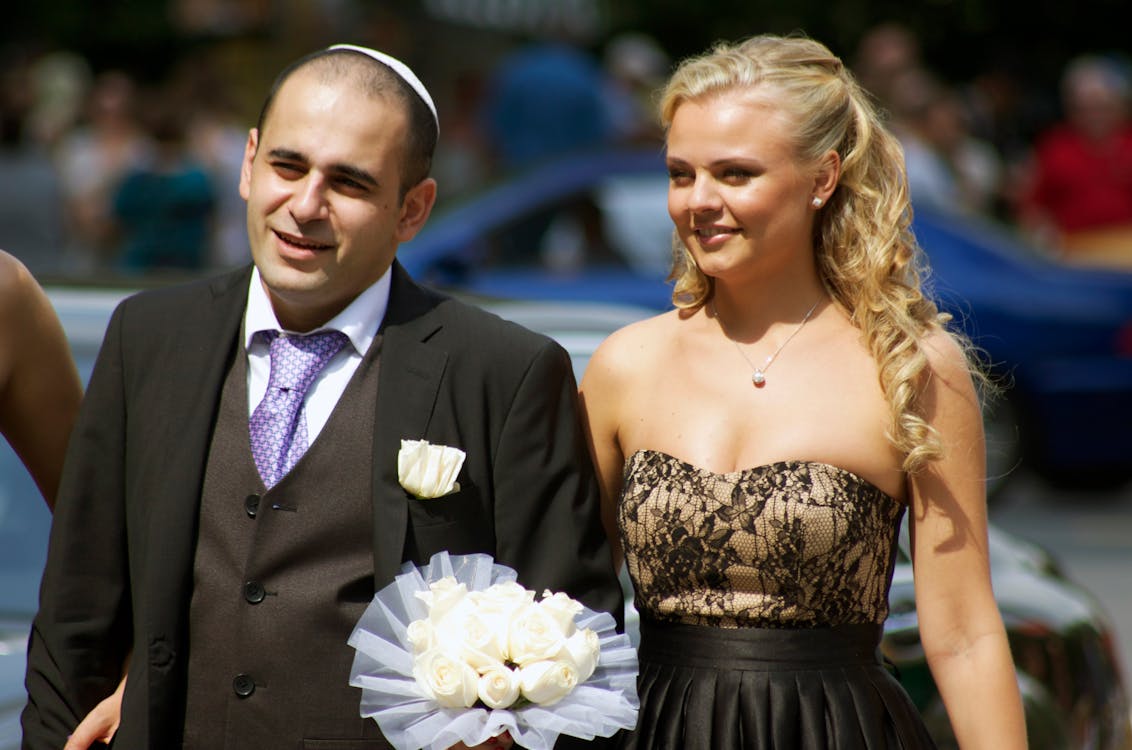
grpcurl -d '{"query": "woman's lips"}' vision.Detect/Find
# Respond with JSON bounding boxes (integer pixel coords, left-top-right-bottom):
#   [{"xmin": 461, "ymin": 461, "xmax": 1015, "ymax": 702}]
[{"xmin": 694, "ymin": 226, "xmax": 738, "ymax": 245}]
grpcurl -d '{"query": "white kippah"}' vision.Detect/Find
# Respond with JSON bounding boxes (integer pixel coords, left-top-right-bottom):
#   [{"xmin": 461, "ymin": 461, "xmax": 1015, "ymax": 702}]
[{"xmin": 326, "ymin": 43, "xmax": 438, "ymax": 133}]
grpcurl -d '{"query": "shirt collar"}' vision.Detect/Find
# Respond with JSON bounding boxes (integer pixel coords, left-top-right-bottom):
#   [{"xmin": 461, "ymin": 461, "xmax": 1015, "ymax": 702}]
[{"xmin": 244, "ymin": 266, "xmax": 391, "ymax": 355}]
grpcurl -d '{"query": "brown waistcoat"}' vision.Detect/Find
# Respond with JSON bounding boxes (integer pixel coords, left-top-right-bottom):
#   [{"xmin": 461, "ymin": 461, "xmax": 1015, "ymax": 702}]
[{"xmin": 182, "ymin": 335, "xmax": 394, "ymax": 750}]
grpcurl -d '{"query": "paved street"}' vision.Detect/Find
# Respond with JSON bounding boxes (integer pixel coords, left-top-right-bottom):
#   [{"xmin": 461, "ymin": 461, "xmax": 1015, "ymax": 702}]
[{"xmin": 989, "ymin": 469, "xmax": 1132, "ymax": 702}]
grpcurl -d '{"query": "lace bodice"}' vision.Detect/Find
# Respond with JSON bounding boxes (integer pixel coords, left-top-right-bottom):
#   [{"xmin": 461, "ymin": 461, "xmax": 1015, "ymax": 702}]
[{"xmin": 619, "ymin": 449, "xmax": 905, "ymax": 628}]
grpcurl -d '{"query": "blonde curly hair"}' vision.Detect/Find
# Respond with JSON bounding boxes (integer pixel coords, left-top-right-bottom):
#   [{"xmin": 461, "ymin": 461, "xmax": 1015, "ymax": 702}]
[{"xmin": 660, "ymin": 33, "xmax": 963, "ymax": 472}]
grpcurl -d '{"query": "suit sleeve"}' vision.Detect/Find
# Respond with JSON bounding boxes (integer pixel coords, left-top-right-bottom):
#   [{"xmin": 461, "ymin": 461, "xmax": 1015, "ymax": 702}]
[
  {"xmin": 22, "ymin": 301, "xmax": 133, "ymax": 748},
  {"xmin": 490, "ymin": 340, "xmax": 626, "ymax": 749},
  {"xmin": 491, "ymin": 338, "xmax": 624, "ymax": 627}
]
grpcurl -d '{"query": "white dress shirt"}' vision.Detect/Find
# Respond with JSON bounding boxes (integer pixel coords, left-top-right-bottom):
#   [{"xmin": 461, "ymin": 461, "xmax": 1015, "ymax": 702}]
[{"xmin": 244, "ymin": 267, "xmax": 391, "ymax": 442}]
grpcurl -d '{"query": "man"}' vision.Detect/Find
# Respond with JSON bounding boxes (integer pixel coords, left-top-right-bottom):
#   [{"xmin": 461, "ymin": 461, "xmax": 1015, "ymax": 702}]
[{"xmin": 23, "ymin": 45, "xmax": 622, "ymax": 749}]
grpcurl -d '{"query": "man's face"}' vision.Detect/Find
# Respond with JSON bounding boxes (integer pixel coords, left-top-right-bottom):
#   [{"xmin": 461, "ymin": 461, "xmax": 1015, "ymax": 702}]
[{"xmin": 239, "ymin": 66, "xmax": 436, "ymax": 331}]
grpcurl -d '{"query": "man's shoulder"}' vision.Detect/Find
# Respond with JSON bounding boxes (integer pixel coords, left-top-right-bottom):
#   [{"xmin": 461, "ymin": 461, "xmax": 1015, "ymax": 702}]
[
  {"xmin": 116, "ymin": 267, "xmax": 249, "ymax": 317},
  {"xmin": 431, "ymin": 294, "xmax": 559, "ymax": 357},
  {"xmin": 387, "ymin": 267, "xmax": 567, "ymax": 377}
]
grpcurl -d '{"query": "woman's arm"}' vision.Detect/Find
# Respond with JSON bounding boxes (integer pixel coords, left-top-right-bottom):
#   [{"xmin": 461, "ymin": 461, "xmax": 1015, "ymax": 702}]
[
  {"xmin": 578, "ymin": 331, "xmax": 633, "ymax": 570},
  {"xmin": 909, "ymin": 331, "xmax": 1027, "ymax": 749},
  {"xmin": 0, "ymin": 251, "xmax": 83, "ymax": 508}
]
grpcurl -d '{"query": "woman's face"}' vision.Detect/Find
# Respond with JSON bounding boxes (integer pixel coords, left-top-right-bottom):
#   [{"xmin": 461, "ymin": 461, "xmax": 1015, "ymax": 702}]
[{"xmin": 665, "ymin": 90, "xmax": 824, "ymax": 285}]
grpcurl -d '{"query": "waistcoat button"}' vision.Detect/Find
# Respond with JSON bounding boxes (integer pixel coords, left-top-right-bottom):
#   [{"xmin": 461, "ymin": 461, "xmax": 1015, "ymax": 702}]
[
  {"xmin": 244, "ymin": 581, "xmax": 266, "ymax": 604},
  {"xmin": 244, "ymin": 494, "xmax": 260, "ymax": 518},
  {"xmin": 233, "ymin": 673, "xmax": 255, "ymax": 697}
]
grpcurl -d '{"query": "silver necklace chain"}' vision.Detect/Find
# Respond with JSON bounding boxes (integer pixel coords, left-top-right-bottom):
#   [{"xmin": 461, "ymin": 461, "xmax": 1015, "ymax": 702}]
[{"xmin": 710, "ymin": 297, "xmax": 822, "ymax": 387}]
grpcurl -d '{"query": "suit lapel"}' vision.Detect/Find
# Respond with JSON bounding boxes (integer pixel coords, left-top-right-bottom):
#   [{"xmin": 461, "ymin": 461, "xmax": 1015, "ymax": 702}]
[{"xmin": 371, "ymin": 262, "xmax": 448, "ymax": 582}]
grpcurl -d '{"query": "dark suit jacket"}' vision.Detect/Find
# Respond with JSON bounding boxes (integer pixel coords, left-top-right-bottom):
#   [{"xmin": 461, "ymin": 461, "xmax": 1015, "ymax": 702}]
[{"xmin": 22, "ymin": 261, "xmax": 622, "ymax": 748}]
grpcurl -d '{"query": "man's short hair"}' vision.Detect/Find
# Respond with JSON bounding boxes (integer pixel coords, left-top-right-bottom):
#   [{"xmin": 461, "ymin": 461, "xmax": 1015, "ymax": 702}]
[{"xmin": 254, "ymin": 48, "xmax": 438, "ymax": 198}]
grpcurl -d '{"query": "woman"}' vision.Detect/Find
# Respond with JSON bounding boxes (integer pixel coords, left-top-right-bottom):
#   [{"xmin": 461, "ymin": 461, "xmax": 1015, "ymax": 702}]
[{"xmin": 580, "ymin": 34, "xmax": 1026, "ymax": 748}]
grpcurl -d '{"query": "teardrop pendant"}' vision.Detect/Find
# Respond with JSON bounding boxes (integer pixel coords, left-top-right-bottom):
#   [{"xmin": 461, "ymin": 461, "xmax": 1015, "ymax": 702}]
[{"xmin": 710, "ymin": 296, "xmax": 822, "ymax": 391}]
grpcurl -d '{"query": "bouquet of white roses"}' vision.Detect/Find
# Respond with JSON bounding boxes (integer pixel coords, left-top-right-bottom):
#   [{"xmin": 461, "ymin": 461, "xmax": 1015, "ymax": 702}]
[{"xmin": 348, "ymin": 552, "xmax": 638, "ymax": 750}]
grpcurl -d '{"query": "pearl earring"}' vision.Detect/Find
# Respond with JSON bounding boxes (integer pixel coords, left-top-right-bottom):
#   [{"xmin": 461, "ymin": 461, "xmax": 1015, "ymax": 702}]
[{"xmin": 811, "ymin": 197, "xmax": 824, "ymax": 208}]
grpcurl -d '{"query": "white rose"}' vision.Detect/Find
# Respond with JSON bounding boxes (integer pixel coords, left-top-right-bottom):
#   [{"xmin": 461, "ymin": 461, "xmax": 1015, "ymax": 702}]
[
  {"xmin": 414, "ymin": 576, "xmax": 468, "ymax": 623},
  {"xmin": 470, "ymin": 582, "xmax": 536, "ymax": 661},
  {"xmin": 508, "ymin": 602, "xmax": 569, "ymax": 666},
  {"xmin": 518, "ymin": 659, "xmax": 579, "ymax": 706},
  {"xmin": 538, "ymin": 591, "xmax": 584, "ymax": 637},
  {"xmin": 398, "ymin": 439, "xmax": 465, "ymax": 498},
  {"xmin": 476, "ymin": 662, "xmax": 522, "ymax": 709},
  {"xmin": 406, "ymin": 618, "xmax": 435, "ymax": 655},
  {"xmin": 430, "ymin": 603, "xmax": 472, "ymax": 653},
  {"xmin": 474, "ymin": 581, "xmax": 536, "ymax": 622},
  {"xmin": 444, "ymin": 607, "xmax": 507, "ymax": 670},
  {"xmin": 413, "ymin": 647, "xmax": 479, "ymax": 708},
  {"xmin": 560, "ymin": 627, "xmax": 600, "ymax": 682}
]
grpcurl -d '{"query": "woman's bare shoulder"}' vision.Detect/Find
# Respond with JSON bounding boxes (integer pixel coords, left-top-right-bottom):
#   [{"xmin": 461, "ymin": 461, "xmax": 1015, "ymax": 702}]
[
  {"xmin": 912, "ymin": 325, "xmax": 984, "ymax": 418},
  {"xmin": 0, "ymin": 251, "xmax": 46, "ymax": 378},
  {"xmin": 0, "ymin": 251, "xmax": 44, "ymax": 325},
  {"xmin": 590, "ymin": 309, "xmax": 681, "ymax": 366},
  {"xmin": 920, "ymin": 325, "xmax": 977, "ymax": 382},
  {"xmin": 0, "ymin": 250, "xmax": 32, "ymax": 292},
  {"xmin": 583, "ymin": 309, "xmax": 684, "ymax": 391}
]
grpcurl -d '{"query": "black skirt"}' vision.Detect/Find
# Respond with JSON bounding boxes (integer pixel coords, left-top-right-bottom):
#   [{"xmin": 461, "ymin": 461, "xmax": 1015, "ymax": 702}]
[{"xmin": 618, "ymin": 617, "xmax": 938, "ymax": 750}]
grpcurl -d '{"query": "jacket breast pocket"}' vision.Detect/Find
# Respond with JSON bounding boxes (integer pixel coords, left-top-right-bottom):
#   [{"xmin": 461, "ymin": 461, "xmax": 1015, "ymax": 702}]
[{"xmin": 405, "ymin": 484, "xmax": 490, "ymax": 558}]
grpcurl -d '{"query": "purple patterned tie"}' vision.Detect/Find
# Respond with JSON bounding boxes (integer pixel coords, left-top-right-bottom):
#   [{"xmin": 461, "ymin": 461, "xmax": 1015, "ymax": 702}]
[{"xmin": 249, "ymin": 330, "xmax": 350, "ymax": 488}]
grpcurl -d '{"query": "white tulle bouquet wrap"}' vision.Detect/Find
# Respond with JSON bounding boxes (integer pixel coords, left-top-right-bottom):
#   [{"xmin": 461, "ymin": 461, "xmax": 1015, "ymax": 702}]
[{"xmin": 348, "ymin": 551, "xmax": 639, "ymax": 750}]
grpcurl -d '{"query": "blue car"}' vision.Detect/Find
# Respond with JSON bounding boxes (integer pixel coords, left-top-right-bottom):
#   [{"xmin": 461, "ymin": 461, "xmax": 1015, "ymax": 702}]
[
  {"xmin": 401, "ymin": 148, "xmax": 1132, "ymax": 494},
  {"xmin": 403, "ymin": 149, "xmax": 677, "ymax": 311},
  {"xmin": 913, "ymin": 210, "xmax": 1132, "ymax": 490}
]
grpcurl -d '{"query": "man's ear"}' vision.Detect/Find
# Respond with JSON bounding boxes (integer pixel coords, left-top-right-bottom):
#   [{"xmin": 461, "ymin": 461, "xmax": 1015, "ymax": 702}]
[
  {"xmin": 396, "ymin": 177, "xmax": 438, "ymax": 243},
  {"xmin": 238, "ymin": 128, "xmax": 259, "ymax": 201}
]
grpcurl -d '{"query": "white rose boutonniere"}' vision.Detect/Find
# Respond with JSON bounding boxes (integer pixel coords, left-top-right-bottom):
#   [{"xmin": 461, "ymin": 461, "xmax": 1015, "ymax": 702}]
[{"xmin": 398, "ymin": 439, "xmax": 465, "ymax": 499}]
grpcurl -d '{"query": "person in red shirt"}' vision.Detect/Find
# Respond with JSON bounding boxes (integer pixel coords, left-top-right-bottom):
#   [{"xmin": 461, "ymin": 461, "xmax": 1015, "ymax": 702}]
[{"xmin": 1017, "ymin": 54, "xmax": 1132, "ymax": 262}]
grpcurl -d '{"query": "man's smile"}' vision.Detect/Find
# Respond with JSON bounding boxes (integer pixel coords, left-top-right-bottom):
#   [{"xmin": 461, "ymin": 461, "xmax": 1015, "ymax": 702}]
[{"xmin": 273, "ymin": 229, "xmax": 335, "ymax": 251}]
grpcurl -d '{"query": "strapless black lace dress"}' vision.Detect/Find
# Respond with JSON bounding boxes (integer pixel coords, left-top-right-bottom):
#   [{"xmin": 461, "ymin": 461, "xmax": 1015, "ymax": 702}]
[{"xmin": 616, "ymin": 449, "xmax": 936, "ymax": 749}]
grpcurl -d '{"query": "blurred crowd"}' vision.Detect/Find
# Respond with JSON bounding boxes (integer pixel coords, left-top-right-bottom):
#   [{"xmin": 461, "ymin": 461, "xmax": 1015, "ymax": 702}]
[
  {"xmin": 2, "ymin": 21, "xmax": 1132, "ymax": 278},
  {"xmin": 854, "ymin": 22, "xmax": 1132, "ymax": 266},
  {"xmin": 0, "ymin": 47, "xmax": 247, "ymax": 277}
]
